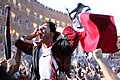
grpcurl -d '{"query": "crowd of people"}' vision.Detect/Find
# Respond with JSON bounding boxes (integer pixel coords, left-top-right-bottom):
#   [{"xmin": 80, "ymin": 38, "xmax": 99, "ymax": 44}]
[
  {"xmin": 0, "ymin": 21, "xmax": 120, "ymax": 80},
  {"xmin": 0, "ymin": 2, "xmax": 120, "ymax": 80},
  {"xmin": 0, "ymin": 43, "xmax": 120, "ymax": 80}
]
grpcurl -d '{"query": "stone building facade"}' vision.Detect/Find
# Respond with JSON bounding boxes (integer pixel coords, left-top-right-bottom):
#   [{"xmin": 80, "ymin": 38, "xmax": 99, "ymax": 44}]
[{"xmin": 0, "ymin": 0, "xmax": 72, "ymax": 43}]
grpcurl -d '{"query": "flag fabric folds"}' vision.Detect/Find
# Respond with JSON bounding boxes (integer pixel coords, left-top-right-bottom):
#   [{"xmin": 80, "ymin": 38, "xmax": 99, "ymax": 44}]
[{"xmin": 78, "ymin": 13, "xmax": 118, "ymax": 53}]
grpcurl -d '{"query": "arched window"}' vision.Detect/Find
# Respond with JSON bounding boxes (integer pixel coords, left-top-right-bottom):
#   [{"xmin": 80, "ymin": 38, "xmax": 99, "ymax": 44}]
[
  {"xmin": 51, "ymin": 18, "xmax": 55, "ymax": 23},
  {"xmin": 34, "ymin": 12, "xmax": 37, "ymax": 18},
  {"xmin": 45, "ymin": 17, "xmax": 49, "ymax": 21},
  {"xmin": 61, "ymin": 21, "xmax": 66, "ymax": 27},
  {"xmin": 26, "ymin": 8, "xmax": 30, "ymax": 15},
  {"xmin": 39, "ymin": 14, "xmax": 43, "ymax": 20},
  {"xmin": 0, "ymin": 6, "xmax": 3, "ymax": 16},
  {"xmin": 12, "ymin": 0, "xmax": 17, "ymax": 6},
  {"xmin": 28, "ymin": 0, "xmax": 30, "ymax": 3},
  {"xmin": 33, "ymin": 23, "xmax": 37, "ymax": 28},
  {"xmin": 18, "ymin": 2, "xmax": 22, "ymax": 10},
  {"xmin": 11, "ymin": 12, "xmax": 16, "ymax": 22}
]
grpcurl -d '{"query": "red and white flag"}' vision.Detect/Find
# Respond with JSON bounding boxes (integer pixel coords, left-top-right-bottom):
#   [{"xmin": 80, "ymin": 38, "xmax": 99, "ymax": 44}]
[{"xmin": 78, "ymin": 13, "xmax": 118, "ymax": 53}]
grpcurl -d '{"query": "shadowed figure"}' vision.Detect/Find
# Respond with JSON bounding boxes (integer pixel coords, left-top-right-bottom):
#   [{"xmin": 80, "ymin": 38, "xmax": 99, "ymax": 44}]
[{"xmin": 69, "ymin": 3, "xmax": 91, "ymax": 20}]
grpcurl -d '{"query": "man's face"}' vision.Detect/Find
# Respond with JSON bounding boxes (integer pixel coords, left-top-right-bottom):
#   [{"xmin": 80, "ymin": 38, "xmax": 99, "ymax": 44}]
[{"xmin": 40, "ymin": 23, "xmax": 53, "ymax": 43}]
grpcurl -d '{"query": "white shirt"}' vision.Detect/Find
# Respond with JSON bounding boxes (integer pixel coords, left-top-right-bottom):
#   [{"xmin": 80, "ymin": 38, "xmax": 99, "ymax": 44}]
[
  {"xmin": 20, "ymin": 37, "xmax": 59, "ymax": 79},
  {"xmin": 38, "ymin": 45, "xmax": 58, "ymax": 80}
]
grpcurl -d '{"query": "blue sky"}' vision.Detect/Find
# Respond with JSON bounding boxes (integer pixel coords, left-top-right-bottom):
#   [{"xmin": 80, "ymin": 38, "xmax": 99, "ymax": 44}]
[{"xmin": 37, "ymin": 0, "xmax": 120, "ymax": 36}]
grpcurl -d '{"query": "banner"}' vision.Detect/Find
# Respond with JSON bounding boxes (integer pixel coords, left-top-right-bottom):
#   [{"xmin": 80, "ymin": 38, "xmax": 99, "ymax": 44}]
[{"xmin": 79, "ymin": 13, "xmax": 118, "ymax": 53}]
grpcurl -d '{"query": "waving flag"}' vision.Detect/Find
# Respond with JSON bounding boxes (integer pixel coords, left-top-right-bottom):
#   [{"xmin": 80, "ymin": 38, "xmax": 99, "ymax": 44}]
[
  {"xmin": 5, "ymin": 5, "xmax": 11, "ymax": 59},
  {"xmin": 79, "ymin": 13, "xmax": 118, "ymax": 53}
]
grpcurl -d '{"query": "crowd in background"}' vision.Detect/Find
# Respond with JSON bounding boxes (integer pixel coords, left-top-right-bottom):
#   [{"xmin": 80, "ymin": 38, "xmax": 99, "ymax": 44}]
[{"xmin": 0, "ymin": 44, "xmax": 120, "ymax": 80}]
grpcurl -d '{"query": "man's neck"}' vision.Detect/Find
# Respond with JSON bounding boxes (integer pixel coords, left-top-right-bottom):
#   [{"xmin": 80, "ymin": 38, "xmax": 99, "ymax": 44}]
[{"xmin": 42, "ymin": 42, "xmax": 53, "ymax": 48}]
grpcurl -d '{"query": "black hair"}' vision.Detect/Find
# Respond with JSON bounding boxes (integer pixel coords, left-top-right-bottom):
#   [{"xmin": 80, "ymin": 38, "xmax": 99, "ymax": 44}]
[
  {"xmin": 41, "ymin": 21, "xmax": 60, "ymax": 42},
  {"xmin": 44, "ymin": 21, "xmax": 56, "ymax": 32}
]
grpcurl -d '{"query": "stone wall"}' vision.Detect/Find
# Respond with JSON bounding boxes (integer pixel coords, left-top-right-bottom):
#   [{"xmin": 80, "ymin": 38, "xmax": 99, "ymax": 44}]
[{"xmin": 0, "ymin": 0, "xmax": 72, "ymax": 42}]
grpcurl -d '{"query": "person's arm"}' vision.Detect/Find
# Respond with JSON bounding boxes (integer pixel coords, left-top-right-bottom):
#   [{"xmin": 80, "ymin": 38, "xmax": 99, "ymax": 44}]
[
  {"xmin": 6, "ymin": 49, "xmax": 22, "ymax": 75},
  {"xmin": 23, "ymin": 28, "xmax": 41, "ymax": 40},
  {"xmin": 93, "ymin": 49, "xmax": 120, "ymax": 80},
  {"xmin": 69, "ymin": 3, "xmax": 79, "ymax": 15},
  {"xmin": 15, "ymin": 28, "xmax": 41, "ymax": 55}
]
